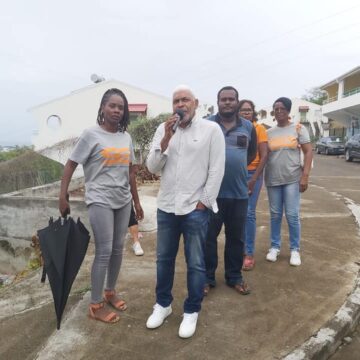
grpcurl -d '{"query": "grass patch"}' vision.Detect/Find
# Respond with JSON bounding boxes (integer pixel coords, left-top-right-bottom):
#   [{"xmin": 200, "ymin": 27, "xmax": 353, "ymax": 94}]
[{"xmin": 0, "ymin": 150, "xmax": 63, "ymax": 194}]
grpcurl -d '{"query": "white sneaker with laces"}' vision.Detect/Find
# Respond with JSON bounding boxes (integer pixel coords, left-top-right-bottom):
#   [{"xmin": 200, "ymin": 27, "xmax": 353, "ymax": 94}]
[
  {"xmin": 146, "ymin": 303, "xmax": 172, "ymax": 329},
  {"xmin": 178, "ymin": 312, "xmax": 199, "ymax": 339},
  {"xmin": 132, "ymin": 241, "xmax": 144, "ymax": 256},
  {"xmin": 266, "ymin": 248, "xmax": 280, "ymax": 262},
  {"xmin": 290, "ymin": 250, "xmax": 301, "ymax": 266}
]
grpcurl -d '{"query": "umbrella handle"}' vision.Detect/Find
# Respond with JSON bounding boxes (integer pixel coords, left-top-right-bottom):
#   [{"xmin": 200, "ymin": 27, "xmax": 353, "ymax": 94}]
[
  {"xmin": 60, "ymin": 215, "xmax": 70, "ymax": 225},
  {"xmin": 41, "ymin": 266, "xmax": 46, "ymax": 283}
]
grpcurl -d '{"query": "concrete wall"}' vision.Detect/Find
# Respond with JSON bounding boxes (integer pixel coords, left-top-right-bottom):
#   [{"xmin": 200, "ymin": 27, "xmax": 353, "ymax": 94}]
[
  {"xmin": 37, "ymin": 138, "xmax": 84, "ymax": 177},
  {"xmin": 0, "ymin": 177, "xmax": 158, "ymax": 243},
  {"xmin": 38, "ymin": 138, "xmax": 78, "ymax": 167},
  {"xmin": 4, "ymin": 177, "xmax": 85, "ymax": 198},
  {"xmin": 0, "ymin": 177, "xmax": 88, "ymax": 241},
  {"xmin": 0, "ymin": 196, "xmax": 89, "ymax": 242}
]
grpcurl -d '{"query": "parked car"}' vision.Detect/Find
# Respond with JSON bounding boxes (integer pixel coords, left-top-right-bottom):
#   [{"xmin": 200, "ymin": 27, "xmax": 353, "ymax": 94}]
[
  {"xmin": 345, "ymin": 134, "xmax": 360, "ymax": 161},
  {"xmin": 315, "ymin": 136, "xmax": 345, "ymax": 155}
]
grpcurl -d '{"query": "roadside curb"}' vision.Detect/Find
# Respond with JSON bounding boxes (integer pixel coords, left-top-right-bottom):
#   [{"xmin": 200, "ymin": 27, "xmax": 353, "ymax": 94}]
[
  {"xmin": 283, "ymin": 185, "xmax": 360, "ymax": 360},
  {"xmin": 283, "ymin": 273, "xmax": 360, "ymax": 360}
]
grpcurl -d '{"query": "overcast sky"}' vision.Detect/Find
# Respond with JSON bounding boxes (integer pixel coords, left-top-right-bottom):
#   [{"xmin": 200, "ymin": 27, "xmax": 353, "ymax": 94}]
[{"xmin": 1, "ymin": 0, "xmax": 359, "ymax": 145}]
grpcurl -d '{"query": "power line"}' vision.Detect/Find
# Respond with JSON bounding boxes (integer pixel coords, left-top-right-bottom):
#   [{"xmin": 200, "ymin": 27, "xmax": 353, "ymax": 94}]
[
  {"xmin": 223, "ymin": 33, "xmax": 360, "ymax": 94},
  {"xmin": 192, "ymin": 3, "xmax": 360, "ymax": 72},
  {"xmin": 194, "ymin": 31, "xmax": 360, "ymax": 107},
  {"xmin": 195, "ymin": 21, "xmax": 360, "ymax": 83}
]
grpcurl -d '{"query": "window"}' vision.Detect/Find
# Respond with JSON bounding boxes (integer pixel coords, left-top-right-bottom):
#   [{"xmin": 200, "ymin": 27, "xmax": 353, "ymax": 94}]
[
  {"xmin": 300, "ymin": 112, "xmax": 307, "ymax": 123},
  {"xmin": 47, "ymin": 115, "xmax": 61, "ymax": 131}
]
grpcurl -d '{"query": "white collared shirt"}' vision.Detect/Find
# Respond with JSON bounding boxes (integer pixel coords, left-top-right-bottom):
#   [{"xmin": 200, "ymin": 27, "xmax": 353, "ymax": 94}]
[{"xmin": 147, "ymin": 116, "xmax": 225, "ymax": 215}]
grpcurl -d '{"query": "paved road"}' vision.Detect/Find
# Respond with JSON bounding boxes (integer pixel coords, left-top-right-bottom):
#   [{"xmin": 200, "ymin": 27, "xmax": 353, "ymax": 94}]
[
  {"xmin": 312, "ymin": 153, "xmax": 360, "ymax": 360},
  {"xmin": 312, "ymin": 152, "xmax": 360, "ymax": 178}
]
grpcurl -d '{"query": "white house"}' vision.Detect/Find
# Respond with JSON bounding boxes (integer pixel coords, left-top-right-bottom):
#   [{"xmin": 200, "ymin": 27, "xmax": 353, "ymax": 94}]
[
  {"xmin": 257, "ymin": 98, "xmax": 329, "ymax": 138},
  {"xmin": 320, "ymin": 66, "xmax": 360, "ymax": 139},
  {"xmin": 29, "ymin": 79, "xmax": 213, "ymax": 177},
  {"xmin": 30, "ymin": 79, "xmax": 174, "ymax": 152}
]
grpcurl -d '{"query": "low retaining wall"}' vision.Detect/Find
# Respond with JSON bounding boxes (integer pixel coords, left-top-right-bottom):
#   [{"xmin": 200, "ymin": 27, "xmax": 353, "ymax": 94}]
[
  {"xmin": 0, "ymin": 178, "xmax": 158, "ymax": 243},
  {"xmin": 3, "ymin": 177, "xmax": 84, "ymax": 198},
  {"xmin": 0, "ymin": 196, "xmax": 89, "ymax": 241}
]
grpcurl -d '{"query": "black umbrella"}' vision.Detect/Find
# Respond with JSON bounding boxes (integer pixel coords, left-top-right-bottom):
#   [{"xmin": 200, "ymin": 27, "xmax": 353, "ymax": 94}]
[{"xmin": 38, "ymin": 216, "xmax": 90, "ymax": 329}]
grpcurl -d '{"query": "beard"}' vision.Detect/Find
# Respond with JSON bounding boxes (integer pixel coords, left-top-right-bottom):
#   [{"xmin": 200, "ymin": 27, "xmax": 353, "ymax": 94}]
[{"xmin": 219, "ymin": 109, "xmax": 237, "ymax": 119}]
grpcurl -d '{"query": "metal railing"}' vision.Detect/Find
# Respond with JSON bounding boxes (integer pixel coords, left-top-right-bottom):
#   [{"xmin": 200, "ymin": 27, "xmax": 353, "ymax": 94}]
[
  {"xmin": 343, "ymin": 86, "xmax": 360, "ymax": 98},
  {"xmin": 323, "ymin": 96, "xmax": 338, "ymax": 104}
]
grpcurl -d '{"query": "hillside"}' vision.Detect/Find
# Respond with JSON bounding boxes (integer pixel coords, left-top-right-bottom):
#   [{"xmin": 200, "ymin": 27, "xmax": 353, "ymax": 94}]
[{"xmin": 0, "ymin": 151, "xmax": 64, "ymax": 195}]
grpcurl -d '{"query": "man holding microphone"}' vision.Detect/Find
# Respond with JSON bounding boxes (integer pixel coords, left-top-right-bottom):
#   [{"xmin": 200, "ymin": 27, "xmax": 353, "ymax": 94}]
[{"xmin": 146, "ymin": 85, "xmax": 225, "ymax": 338}]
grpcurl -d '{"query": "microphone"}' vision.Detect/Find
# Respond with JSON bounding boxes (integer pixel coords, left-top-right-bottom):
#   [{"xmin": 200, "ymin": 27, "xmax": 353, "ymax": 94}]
[{"xmin": 172, "ymin": 109, "xmax": 185, "ymax": 132}]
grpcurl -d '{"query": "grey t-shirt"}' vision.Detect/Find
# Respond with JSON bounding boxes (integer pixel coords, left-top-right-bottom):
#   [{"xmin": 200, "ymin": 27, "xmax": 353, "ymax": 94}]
[
  {"xmin": 70, "ymin": 125, "xmax": 135, "ymax": 208},
  {"xmin": 265, "ymin": 123, "xmax": 310, "ymax": 187}
]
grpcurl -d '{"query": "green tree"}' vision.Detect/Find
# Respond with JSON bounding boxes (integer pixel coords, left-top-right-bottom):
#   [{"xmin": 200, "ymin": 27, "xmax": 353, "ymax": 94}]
[
  {"xmin": 301, "ymin": 87, "xmax": 327, "ymax": 105},
  {"xmin": 128, "ymin": 113, "xmax": 170, "ymax": 164}
]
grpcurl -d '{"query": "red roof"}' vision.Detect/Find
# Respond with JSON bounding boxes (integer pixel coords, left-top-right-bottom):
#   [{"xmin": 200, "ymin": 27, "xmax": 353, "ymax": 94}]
[
  {"xmin": 129, "ymin": 104, "xmax": 147, "ymax": 113},
  {"xmin": 298, "ymin": 106, "xmax": 309, "ymax": 112}
]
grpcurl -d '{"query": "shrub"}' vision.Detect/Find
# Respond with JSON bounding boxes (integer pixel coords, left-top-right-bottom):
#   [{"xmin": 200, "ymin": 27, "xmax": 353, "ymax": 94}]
[{"xmin": 128, "ymin": 113, "xmax": 169, "ymax": 164}]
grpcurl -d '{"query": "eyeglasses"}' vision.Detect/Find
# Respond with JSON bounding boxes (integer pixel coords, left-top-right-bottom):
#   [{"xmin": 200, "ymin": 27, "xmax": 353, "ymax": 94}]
[{"xmin": 239, "ymin": 108, "xmax": 253, "ymax": 113}]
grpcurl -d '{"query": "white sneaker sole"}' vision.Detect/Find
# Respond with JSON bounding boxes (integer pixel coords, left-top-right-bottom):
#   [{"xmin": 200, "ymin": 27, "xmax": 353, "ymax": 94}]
[
  {"xmin": 179, "ymin": 319, "xmax": 198, "ymax": 338},
  {"xmin": 146, "ymin": 308, "xmax": 172, "ymax": 329},
  {"xmin": 266, "ymin": 255, "xmax": 279, "ymax": 262}
]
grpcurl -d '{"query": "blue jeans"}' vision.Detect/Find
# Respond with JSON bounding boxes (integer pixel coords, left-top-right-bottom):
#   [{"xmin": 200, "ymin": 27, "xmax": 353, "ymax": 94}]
[
  {"xmin": 205, "ymin": 198, "xmax": 248, "ymax": 287},
  {"xmin": 245, "ymin": 170, "xmax": 264, "ymax": 256},
  {"xmin": 267, "ymin": 182, "xmax": 301, "ymax": 251},
  {"xmin": 156, "ymin": 208, "xmax": 209, "ymax": 313}
]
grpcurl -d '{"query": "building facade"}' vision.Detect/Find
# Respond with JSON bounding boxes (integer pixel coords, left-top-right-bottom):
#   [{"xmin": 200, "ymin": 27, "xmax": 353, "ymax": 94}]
[
  {"xmin": 320, "ymin": 66, "xmax": 360, "ymax": 139},
  {"xmin": 30, "ymin": 79, "xmax": 173, "ymax": 151}
]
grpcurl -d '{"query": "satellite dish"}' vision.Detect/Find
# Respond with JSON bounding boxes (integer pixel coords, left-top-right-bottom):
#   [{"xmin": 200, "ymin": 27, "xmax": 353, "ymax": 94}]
[
  {"xmin": 91, "ymin": 74, "xmax": 99, "ymax": 83},
  {"xmin": 91, "ymin": 74, "xmax": 105, "ymax": 83}
]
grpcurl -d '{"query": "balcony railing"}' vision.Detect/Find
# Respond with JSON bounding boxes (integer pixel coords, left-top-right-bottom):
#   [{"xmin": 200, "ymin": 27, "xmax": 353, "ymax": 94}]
[
  {"xmin": 343, "ymin": 86, "xmax": 360, "ymax": 98},
  {"xmin": 323, "ymin": 96, "xmax": 338, "ymax": 104}
]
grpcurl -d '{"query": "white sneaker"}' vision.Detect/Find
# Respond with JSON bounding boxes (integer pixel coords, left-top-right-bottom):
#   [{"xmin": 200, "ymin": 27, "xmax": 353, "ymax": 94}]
[
  {"xmin": 132, "ymin": 241, "xmax": 144, "ymax": 256},
  {"xmin": 266, "ymin": 248, "xmax": 280, "ymax": 262},
  {"xmin": 290, "ymin": 251, "xmax": 301, "ymax": 266},
  {"xmin": 146, "ymin": 303, "xmax": 172, "ymax": 329},
  {"xmin": 178, "ymin": 312, "xmax": 198, "ymax": 339}
]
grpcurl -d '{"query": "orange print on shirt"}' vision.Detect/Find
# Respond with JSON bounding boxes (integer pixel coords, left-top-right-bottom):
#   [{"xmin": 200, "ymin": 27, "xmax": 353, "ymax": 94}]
[
  {"xmin": 100, "ymin": 147, "xmax": 130, "ymax": 166},
  {"xmin": 268, "ymin": 135, "xmax": 298, "ymax": 151}
]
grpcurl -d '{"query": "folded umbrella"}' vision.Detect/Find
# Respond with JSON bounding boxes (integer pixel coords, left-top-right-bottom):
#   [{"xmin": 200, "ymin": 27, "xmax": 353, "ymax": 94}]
[{"xmin": 38, "ymin": 216, "xmax": 90, "ymax": 329}]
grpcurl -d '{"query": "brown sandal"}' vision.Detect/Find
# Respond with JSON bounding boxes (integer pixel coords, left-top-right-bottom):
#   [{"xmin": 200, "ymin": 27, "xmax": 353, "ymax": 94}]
[
  {"xmin": 104, "ymin": 290, "xmax": 127, "ymax": 311},
  {"xmin": 232, "ymin": 282, "xmax": 251, "ymax": 295},
  {"xmin": 88, "ymin": 302, "xmax": 120, "ymax": 323}
]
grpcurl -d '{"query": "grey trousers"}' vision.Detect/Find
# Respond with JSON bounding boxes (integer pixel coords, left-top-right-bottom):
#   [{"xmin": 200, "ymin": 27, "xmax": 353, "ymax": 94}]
[{"xmin": 88, "ymin": 201, "xmax": 131, "ymax": 303}]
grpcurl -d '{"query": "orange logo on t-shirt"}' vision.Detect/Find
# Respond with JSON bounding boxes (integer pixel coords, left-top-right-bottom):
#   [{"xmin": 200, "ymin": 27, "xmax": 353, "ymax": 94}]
[
  {"xmin": 100, "ymin": 147, "xmax": 130, "ymax": 166},
  {"xmin": 268, "ymin": 135, "xmax": 298, "ymax": 151}
]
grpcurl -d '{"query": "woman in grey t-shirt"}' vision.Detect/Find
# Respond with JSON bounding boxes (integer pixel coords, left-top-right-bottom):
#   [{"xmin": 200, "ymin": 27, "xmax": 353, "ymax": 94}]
[
  {"xmin": 264, "ymin": 97, "xmax": 313, "ymax": 267},
  {"xmin": 59, "ymin": 88, "xmax": 143, "ymax": 323}
]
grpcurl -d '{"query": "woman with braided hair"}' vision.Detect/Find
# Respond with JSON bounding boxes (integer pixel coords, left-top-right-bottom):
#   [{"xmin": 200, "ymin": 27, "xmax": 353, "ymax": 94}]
[{"xmin": 59, "ymin": 88, "xmax": 143, "ymax": 323}]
